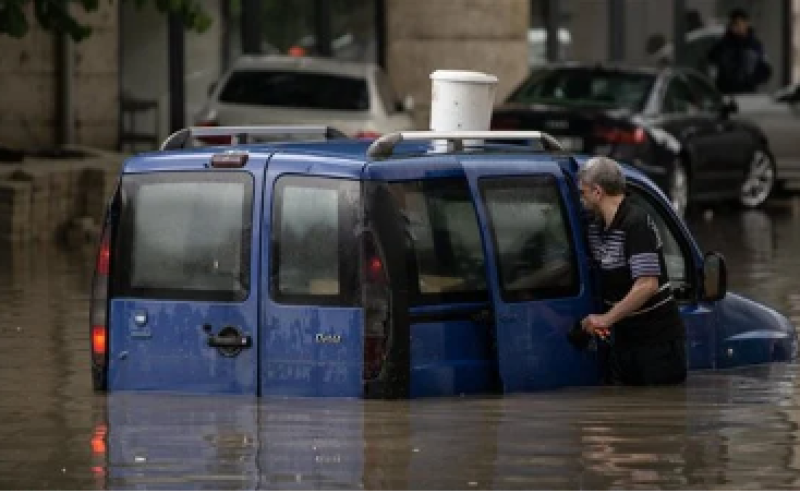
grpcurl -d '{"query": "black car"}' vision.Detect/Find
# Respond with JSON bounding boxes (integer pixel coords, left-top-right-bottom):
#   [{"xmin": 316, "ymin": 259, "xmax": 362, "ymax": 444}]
[{"xmin": 491, "ymin": 64, "xmax": 777, "ymax": 216}]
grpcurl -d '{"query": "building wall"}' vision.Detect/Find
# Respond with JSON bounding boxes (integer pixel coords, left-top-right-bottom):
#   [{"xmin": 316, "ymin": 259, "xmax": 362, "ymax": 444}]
[
  {"xmin": 0, "ymin": 2, "xmax": 118, "ymax": 151},
  {"xmin": 120, "ymin": 0, "xmax": 224, "ymax": 146},
  {"xmin": 386, "ymin": 0, "xmax": 530, "ymax": 129}
]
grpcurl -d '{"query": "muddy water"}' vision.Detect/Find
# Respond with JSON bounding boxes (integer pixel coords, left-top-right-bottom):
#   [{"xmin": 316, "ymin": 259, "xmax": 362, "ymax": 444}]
[{"xmin": 2, "ymin": 203, "xmax": 800, "ymax": 489}]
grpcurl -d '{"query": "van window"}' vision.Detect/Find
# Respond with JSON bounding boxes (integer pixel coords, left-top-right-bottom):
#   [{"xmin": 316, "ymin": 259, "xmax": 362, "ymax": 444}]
[
  {"xmin": 219, "ymin": 70, "xmax": 370, "ymax": 111},
  {"xmin": 115, "ymin": 172, "xmax": 253, "ymax": 302},
  {"xmin": 388, "ymin": 179, "xmax": 487, "ymax": 305},
  {"xmin": 479, "ymin": 175, "xmax": 578, "ymax": 301},
  {"xmin": 271, "ymin": 176, "xmax": 360, "ymax": 306}
]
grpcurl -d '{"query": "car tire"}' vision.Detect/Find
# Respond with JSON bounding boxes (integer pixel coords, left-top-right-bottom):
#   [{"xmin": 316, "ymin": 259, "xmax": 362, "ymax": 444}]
[
  {"xmin": 740, "ymin": 148, "xmax": 776, "ymax": 209},
  {"xmin": 668, "ymin": 160, "xmax": 690, "ymax": 218}
]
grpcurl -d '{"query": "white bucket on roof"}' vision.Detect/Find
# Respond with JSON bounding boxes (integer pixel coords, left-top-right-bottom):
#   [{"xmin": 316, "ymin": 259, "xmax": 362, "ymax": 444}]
[{"xmin": 429, "ymin": 70, "xmax": 498, "ymax": 149}]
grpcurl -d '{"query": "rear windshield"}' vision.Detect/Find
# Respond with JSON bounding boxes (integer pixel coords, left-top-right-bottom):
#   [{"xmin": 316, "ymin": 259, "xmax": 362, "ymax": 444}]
[
  {"xmin": 218, "ymin": 70, "xmax": 370, "ymax": 111},
  {"xmin": 508, "ymin": 68, "xmax": 655, "ymax": 110},
  {"xmin": 388, "ymin": 179, "xmax": 488, "ymax": 305},
  {"xmin": 114, "ymin": 172, "xmax": 253, "ymax": 302}
]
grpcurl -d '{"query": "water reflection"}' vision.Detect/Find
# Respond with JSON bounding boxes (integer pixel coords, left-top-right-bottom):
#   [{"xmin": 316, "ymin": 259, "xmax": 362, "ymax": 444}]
[
  {"xmin": 2, "ymin": 203, "xmax": 800, "ymax": 489},
  {"xmin": 86, "ymin": 368, "xmax": 800, "ymax": 490}
]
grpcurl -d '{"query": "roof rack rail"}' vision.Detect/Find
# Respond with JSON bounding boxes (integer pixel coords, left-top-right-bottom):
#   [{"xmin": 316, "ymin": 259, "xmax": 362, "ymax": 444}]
[
  {"xmin": 366, "ymin": 130, "xmax": 564, "ymax": 159},
  {"xmin": 160, "ymin": 125, "xmax": 348, "ymax": 151}
]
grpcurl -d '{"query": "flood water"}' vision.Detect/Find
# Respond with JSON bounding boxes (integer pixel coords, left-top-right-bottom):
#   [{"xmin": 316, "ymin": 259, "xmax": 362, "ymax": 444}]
[{"xmin": 2, "ymin": 201, "xmax": 800, "ymax": 489}]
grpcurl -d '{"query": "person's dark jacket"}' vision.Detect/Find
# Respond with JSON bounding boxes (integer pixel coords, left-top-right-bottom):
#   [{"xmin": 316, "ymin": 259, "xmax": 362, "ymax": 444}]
[{"xmin": 708, "ymin": 28, "xmax": 772, "ymax": 94}]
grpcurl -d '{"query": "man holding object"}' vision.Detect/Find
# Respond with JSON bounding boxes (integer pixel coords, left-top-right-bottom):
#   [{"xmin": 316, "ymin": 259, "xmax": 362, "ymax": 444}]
[{"xmin": 578, "ymin": 157, "xmax": 687, "ymax": 386}]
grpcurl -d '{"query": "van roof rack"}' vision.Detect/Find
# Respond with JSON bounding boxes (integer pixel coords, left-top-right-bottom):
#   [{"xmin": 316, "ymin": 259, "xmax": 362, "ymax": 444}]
[
  {"xmin": 160, "ymin": 125, "xmax": 348, "ymax": 151},
  {"xmin": 365, "ymin": 130, "xmax": 565, "ymax": 159}
]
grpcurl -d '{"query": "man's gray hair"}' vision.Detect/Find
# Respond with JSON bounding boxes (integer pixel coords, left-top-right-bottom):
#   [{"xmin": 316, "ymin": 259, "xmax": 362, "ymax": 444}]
[{"xmin": 577, "ymin": 156, "xmax": 626, "ymax": 196}]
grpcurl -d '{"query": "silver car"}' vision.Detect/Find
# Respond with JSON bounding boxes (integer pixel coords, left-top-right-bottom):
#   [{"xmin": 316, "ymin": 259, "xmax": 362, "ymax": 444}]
[{"xmin": 195, "ymin": 55, "xmax": 415, "ymax": 139}]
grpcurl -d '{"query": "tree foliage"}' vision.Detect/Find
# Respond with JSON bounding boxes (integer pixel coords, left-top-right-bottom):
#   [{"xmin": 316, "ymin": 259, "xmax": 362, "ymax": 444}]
[{"xmin": 0, "ymin": 0, "xmax": 212, "ymax": 41}]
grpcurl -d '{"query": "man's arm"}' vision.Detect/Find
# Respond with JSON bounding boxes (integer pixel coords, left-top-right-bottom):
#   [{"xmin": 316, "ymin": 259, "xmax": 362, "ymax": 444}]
[{"xmin": 604, "ymin": 276, "xmax": 659, "ymax": 326}]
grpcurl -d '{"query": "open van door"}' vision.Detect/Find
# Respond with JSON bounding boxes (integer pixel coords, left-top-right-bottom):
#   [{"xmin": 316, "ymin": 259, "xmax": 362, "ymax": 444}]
[{"xmin": 463, "ymin": 157, "xmax": 600, "ymax": 392}]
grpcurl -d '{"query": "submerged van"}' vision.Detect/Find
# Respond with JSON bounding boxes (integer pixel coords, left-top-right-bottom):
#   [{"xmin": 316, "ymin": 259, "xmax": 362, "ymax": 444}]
[{"xmin": 89, "ymin": 124, "xmax": 797, "ymax": 398}]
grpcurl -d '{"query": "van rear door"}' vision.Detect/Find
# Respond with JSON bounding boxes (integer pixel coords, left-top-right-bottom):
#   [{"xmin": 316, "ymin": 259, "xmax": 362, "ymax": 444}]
[
  {"xmin": 107, "ymin": 168, "xmax": 261, "ymax": 393},
  {"xmin": 463, "ymin": 157, "xmax": 600, "ymax": 392}
]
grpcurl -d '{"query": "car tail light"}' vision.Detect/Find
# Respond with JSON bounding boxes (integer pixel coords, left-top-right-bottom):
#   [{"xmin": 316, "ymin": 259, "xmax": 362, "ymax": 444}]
[
  {"xmin": 355, "ymin": 131, "xmax": 382, "ymax": 140},
  {"xmin": 90, "ymin": 226, "xmax": 111, "ymax": 386},
  {"xmin": 362, "ymin": 232, "xmax": 389, "ymax": 381},
  {"xmin": 594, "ymin": 126, "xmax": 646, "ymax": 145},
  {"xmin": 491, "ymin": 116, "xmax": 521, "ymax": 130},
  {"xmin": 195, "ymin": 119, "xmax": 233, "ymax": 146}
]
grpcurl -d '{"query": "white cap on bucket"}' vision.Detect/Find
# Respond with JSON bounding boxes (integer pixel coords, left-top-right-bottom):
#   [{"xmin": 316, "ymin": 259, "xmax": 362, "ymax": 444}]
[{"xmin": 429, "ymin": 70, "xmax": 499, "ymax": 149}]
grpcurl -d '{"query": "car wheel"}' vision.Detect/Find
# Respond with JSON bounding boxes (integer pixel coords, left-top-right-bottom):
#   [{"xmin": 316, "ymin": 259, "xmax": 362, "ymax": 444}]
[
  {"xmin": 668, "ymin": 160, "xmax": 689, "ymax": 218},
  {"xmin": 740, "ymin": 148, "xmax": 776, "ymax": 208}
]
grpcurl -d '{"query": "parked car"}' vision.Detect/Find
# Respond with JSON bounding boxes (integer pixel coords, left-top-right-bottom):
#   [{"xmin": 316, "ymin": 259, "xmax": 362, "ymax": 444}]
[
  {"xmin": 89, "ymin": 125, "xmax": 796, "ymax": 399},
  {"xmin": 195, "ymin": 55, "xmax": 415, "ymax": 139},
  {"xmin": 732, "ymin": 83, "xmax": 800, "ymax": 186},
  {"xmin": 491, "ymin": 63, "xmax": 777, "ymax": 216}
]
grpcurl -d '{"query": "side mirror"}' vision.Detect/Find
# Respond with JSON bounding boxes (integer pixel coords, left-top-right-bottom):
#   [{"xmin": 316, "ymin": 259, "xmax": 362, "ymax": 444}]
[{"xmin": 702, "ymin": 251, "xmax": 727, "ymax": 301}]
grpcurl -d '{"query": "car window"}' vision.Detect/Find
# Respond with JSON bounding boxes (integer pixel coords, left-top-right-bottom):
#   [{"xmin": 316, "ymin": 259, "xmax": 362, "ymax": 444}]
[
  {"xmin": 684, "ymin": 72, "xmax": 724, "ymax": 112},
  {"xmin": 374, "ymin": 68, "xmax": 401, "ymax": 114},
  {"xmin": 271, "ymin": 176, "xmax": 360, "ymax": 306},
  {"xmin": 115, "ymin": 172, "xmax": 253, "ymax": 302},
  {"xmin": 388, "ymin": 179, "xmax": 487, "ymax": 305},
  {"xmin": 479, "ymin": 175, "xmax": 579, "ymax": 302},
  {"xmin": 507, "ymin": 68, "xmax": 655, "ymax": 111},
  {"xmin": 627, "ymin": 187, "xmax": 692, "ymax": 297},
  {"xmin": 663, "ymin": 77, "xmax": 699, "ymax": 114},
  {"xmin": 219, "ymin": 70, "xmax": 370, "ymax": 111}
]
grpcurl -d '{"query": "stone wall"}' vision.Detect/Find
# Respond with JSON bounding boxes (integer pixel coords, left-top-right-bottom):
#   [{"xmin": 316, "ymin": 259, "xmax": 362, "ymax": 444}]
[
  {"xmin": 386, "ymin": 0, "xmax": 530, "ymax": 129},
  {"xmin": 0, "ymin": 2, "xmax": 119, "ymax": 151}
]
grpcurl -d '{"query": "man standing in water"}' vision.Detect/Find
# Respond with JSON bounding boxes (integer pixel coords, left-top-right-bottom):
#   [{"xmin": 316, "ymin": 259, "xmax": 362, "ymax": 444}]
[{"xmin": 578, "ymin": 157, "xmax": 687, "ymax": 385}]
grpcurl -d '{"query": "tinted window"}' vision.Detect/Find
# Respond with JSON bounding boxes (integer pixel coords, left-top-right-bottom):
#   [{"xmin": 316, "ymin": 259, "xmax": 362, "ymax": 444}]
[
  {"xmin": 508, "ymin": 68, "xmax": 655, "ymax": 111},
  {"xmin": 684, "ymin": 72, "xmax": 724, "ymax": 112},
  {"xmin": 219, "ymin": 70, "xmax": 370, "ymax": 111},
  {"xmin": 663, "ymin": 78, "xmax": 699, "ymax": 114},
  {"xmin": 480, "ymin": 175, "xmax": 578, "ymax": 301},
  {"xmin": 388, "ymin": 179, "xmax": 487, "ymax": 305},
  {"xmin": 271, "ymin": 176, "xmax": 360, "ymax": 306},
  {"xmin": 115, "ymin": 172, "xmax": 253, "ymax": 302}
]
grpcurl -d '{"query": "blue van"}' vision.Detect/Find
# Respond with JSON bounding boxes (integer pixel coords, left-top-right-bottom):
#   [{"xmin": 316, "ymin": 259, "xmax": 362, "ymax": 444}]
[{"xmin": 90, "ymin": 125, "xmax": 798, "ymax": 398}]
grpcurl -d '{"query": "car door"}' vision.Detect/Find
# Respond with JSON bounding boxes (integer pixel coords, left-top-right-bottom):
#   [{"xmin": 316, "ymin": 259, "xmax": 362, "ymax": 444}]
[
  {"xmin": 684, "ymin": 71, "xmax": 754, "ymax": 189},
  {"xmin": 656, "ymin": 74, "xmax": 727, "ymax": 195},
  {"xmin": 625, "ymin": 181, "xmax": 717, "ymax": 369},
  {"xmin": 107, "ymin": 168, "xmax": 261, "ymax": 393},
  {"xmin": 463, "ymin": 157, "xmax": 600, "ymax": 392},
  {"xmin": 260, "ymin": 156, "xmax": 364, "ymax": 398}
]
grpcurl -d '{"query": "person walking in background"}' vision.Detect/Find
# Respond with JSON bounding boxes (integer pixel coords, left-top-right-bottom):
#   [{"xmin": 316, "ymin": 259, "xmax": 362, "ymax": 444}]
[
  {"xmin": 578, "ymin": 157, "xmax": 687, "ymax": 386},
  {"xmin": 707, "ymin": 8, "xmax": 772, "ymax": 94}
]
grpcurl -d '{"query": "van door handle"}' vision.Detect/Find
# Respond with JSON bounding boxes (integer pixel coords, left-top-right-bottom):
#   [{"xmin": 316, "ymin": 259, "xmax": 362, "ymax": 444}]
[{"xmin": 207, "ymin": 334, "xmax": 252, "ymax": 349}]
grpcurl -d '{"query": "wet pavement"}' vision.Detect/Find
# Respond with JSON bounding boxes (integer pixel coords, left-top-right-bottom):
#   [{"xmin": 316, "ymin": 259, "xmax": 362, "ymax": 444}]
[{"xmin": 2, "ymin": 200, "xmax": 800, "ymax": 489}]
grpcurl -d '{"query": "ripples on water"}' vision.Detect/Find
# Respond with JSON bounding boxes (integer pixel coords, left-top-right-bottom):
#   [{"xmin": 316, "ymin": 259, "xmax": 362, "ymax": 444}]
[{"xmin": 1, "ymin": 204, "xmax": 800, "ymax": 489}]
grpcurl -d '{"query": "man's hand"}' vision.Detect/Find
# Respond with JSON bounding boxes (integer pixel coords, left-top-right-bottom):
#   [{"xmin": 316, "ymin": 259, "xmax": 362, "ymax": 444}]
[{"xmin": 582, "ymin": 314, "xmax": 612, "ymax": 339}]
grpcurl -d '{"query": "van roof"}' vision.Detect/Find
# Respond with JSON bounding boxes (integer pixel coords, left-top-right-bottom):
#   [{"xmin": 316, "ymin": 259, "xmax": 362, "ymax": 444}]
[{"xmin": 121, "ymin": 141, "xmax": 655, "ymax": 186}]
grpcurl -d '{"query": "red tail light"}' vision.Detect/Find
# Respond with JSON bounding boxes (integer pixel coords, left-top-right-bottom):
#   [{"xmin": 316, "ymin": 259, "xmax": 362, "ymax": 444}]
[
  {"xmin": 92, "ymin": 326, "xmax": 107, "ymax": 358},
  {"xmin": 363, "ymin": 232, "xmax": 389, "ymax": 381},
  {"xmin": 491, "ymin": 116, "xmax": 521, "ymax": 130},
  {"xmin": 594, "ymin": 126, "xmax": 646, "ymax": 145},
  {"xmin": 195, "ymin": 120, "xmax": 232, "ymax": 146},
  {"xmin": 355, "ymin": 131, "xmax": 382, "ymax": 140},
  {"xmin": 91, "ymin": 227, "xmax": 111, "ymax": 377}
]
